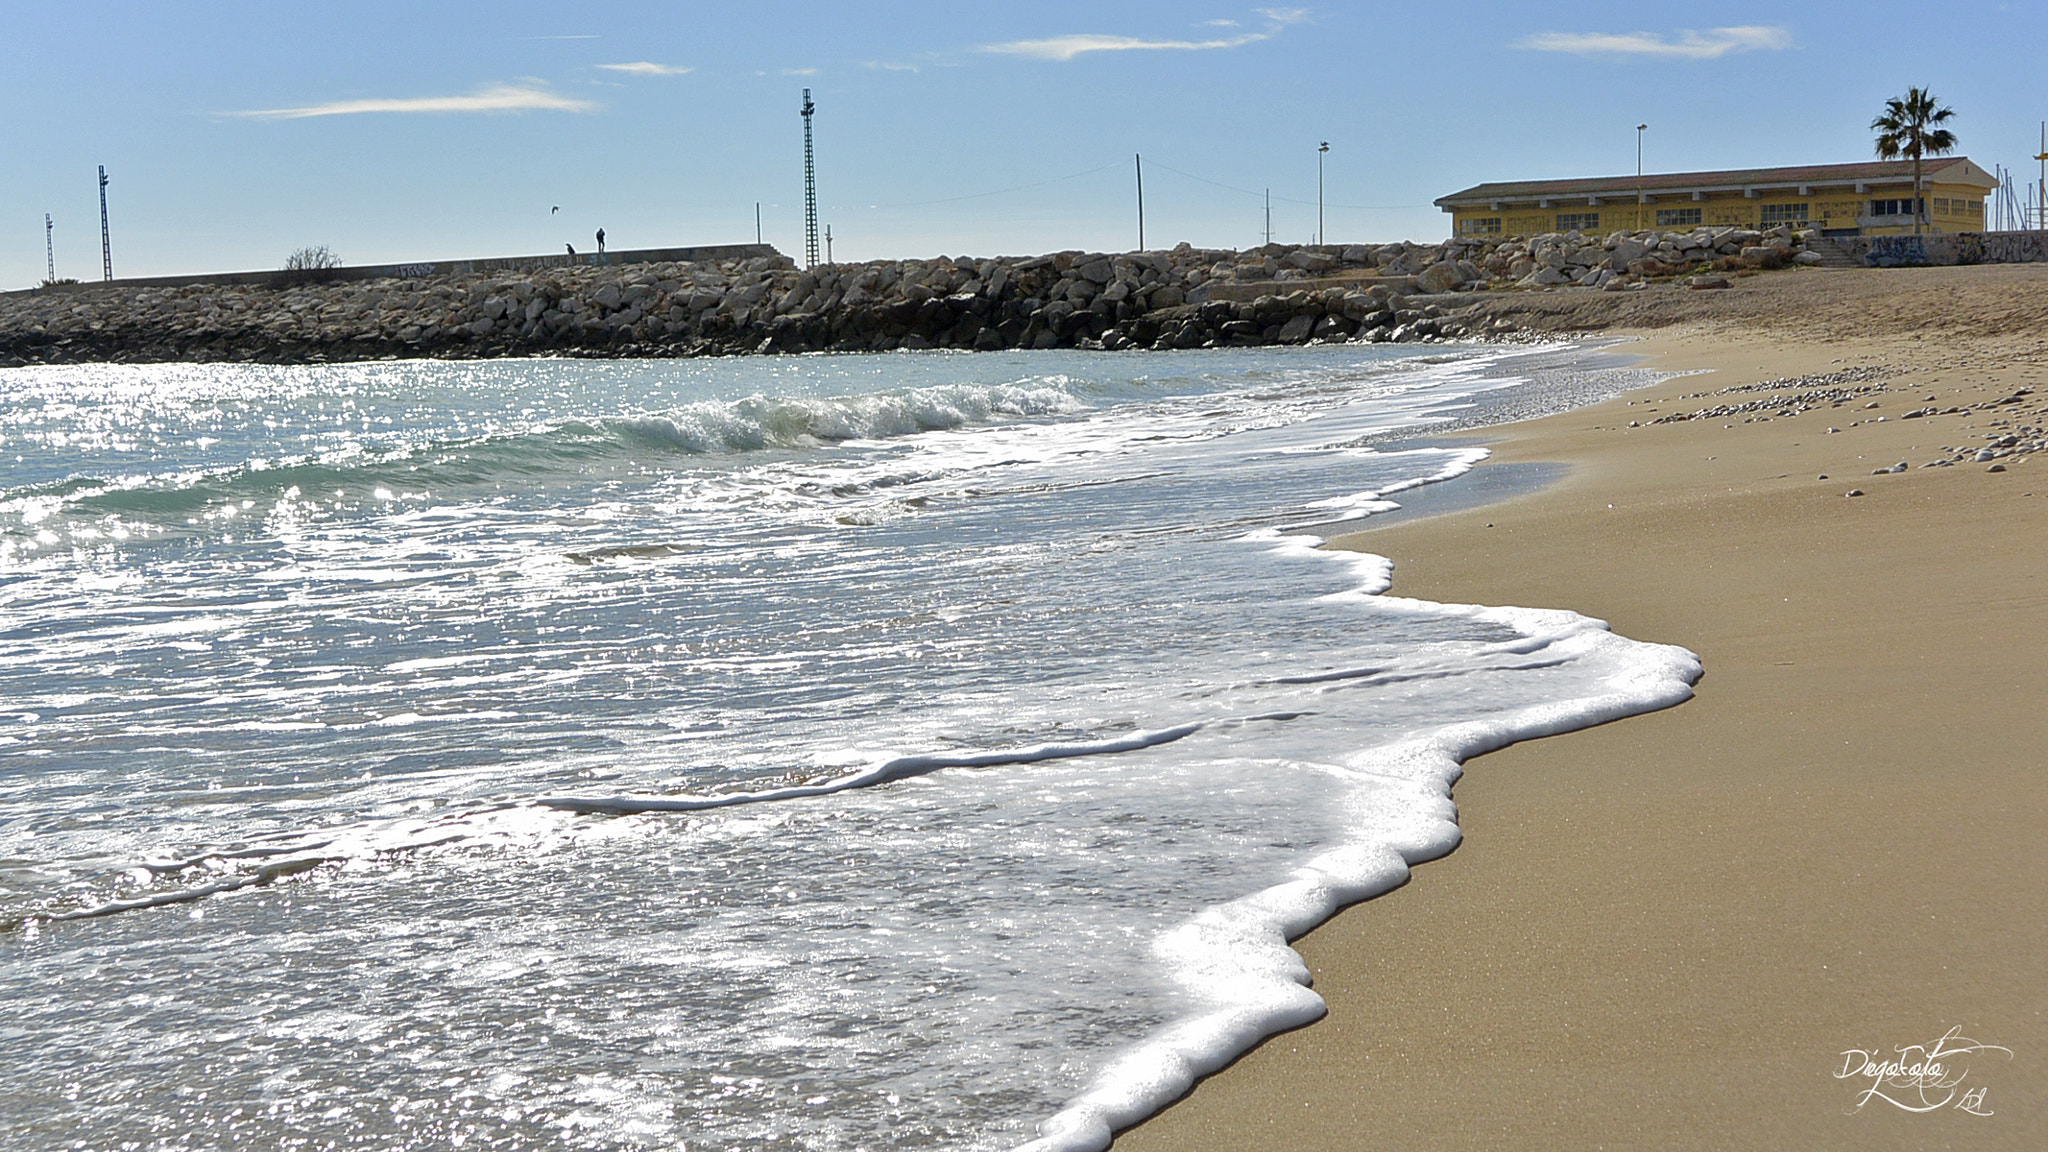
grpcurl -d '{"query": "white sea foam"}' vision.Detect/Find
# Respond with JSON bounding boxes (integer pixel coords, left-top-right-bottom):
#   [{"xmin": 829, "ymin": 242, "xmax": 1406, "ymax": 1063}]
[{"xmin": 1011, "ymin": 545, "xmax": 1700, "ymax": 1152}]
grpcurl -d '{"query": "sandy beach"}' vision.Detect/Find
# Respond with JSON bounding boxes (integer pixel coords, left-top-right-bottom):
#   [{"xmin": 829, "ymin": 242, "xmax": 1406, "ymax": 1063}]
[{"xmin": 1117, "ymin": 264, "xmax": 2048, "ymax": 1150}]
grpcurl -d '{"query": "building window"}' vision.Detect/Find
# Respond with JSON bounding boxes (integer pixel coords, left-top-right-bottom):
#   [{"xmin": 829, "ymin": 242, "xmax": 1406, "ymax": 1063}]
[
  {"xmin": 1761, "ymin": 203, "xmax": 1809, "ymax": 224},
  {"xmin": 1556, "ymin": 212, "xmax": 1600, "ymax": 232},
  {"xmin": 1655, "ymin": 207, "xmax": 1703, "ymax": 227},
  {"xmin": 1459, "ymin": 216, "xmax": 1502, "ymax": 236},
  {"xmin": 1869, "ymin": 198, "xmax": 1925, "ymax": 218},
  {"xmin": 1932, "ymin": 197, "xmax": 1952, "ymax": 215}
]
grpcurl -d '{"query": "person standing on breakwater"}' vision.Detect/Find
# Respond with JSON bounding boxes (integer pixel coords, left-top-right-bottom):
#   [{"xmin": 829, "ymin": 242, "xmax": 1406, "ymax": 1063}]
[
  {"xmin": 566, "ymin": 243, "xmax": 576, "ymax": 256},
  {"xmin": 595, "ymin": 228, "xmax": 606, "ymax": 254}
]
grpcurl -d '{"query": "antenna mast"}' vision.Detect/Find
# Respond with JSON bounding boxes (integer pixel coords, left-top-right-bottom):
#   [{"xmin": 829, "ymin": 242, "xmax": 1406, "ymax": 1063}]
[
  {"xmin": 801, "ymin": 88, "xmax": 819, "ymax": 268},
  {"xmin": 45, "ymin": 214, "xmax": 55, "ymax": 283},
  {"xmin": 98, "ymin": 166, "xmax": 113, "ymax": 281},
  {"xmin": 1263, "ymin": 188, "xmax": 1272, "ymax": 246}
]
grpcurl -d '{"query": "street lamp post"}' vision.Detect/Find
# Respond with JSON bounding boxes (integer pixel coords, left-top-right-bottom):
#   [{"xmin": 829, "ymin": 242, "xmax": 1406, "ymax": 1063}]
[
  {"xmin": 1317, "ymin": 142, "xmax": 1330, "ymax": 246},
  {"xmin": 1636, "ymin": 124, "xmax": 1648, "ymax": 231}
]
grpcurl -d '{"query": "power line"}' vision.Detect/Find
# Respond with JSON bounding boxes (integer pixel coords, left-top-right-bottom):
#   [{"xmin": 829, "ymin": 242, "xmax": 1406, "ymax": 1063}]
[
  {"xmin": 1145, "ymin": 160, "xmax": 1420, "ymax": 211},
  {"xmin": 863, "ymin": 161, "xmax": 1124, "ymax": 209}
]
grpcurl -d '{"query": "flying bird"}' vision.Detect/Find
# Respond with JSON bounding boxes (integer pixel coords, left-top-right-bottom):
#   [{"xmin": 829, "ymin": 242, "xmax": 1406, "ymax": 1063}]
[{"xmin": 551, "ymin": 206, "xmax": 560, "ymax": 214}]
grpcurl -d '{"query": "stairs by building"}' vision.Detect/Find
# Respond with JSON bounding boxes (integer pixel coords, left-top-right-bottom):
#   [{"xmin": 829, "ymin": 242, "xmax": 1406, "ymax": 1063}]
[{"xmin": 1803, "ymin": 237, "xmax": 1863, "ymax": 269}]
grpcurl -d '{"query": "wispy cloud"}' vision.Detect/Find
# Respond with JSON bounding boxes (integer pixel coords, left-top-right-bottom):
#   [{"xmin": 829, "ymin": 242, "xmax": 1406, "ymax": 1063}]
[
  {"xmin": 782, "ymin": 67, "xmax": 820, "ymax": 76},
  {"xmin": 596, "ymin": 61, "xmax": 692, "ymax": 76},
  {"xmin": 982, "ymin": 8, "xmax": 1309, "ymax": 62},
  {"xmin": 230, "ymin": 83, "xmax": 598, "ymax": 120},
  {"xmin": 1518, "ymin": 25, "xmax": 1792, "ymax": 58},
  {"xmin": 864, "ymin": 61, "xmax": 920, "ymax": 73}
]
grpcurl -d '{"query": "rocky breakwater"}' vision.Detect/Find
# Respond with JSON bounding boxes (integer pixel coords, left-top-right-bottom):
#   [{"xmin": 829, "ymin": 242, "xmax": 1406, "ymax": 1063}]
[
  {"xmin": 1486, "ymin": 223, "xmax": 1823, "ymax": 290},
  {"xmin": 0, "ymin": 227, "xmax": 1819, "ymax": 367}
]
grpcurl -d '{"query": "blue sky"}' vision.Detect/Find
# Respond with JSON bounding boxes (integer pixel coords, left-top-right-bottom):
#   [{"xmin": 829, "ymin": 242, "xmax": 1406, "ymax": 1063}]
[{"xmin": 5, "ymin": 2, "xmax": 2046, "ymax": 287}]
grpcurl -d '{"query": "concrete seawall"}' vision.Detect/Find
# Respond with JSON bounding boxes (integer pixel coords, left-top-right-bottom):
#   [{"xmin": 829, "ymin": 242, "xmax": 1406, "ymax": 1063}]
[
  {"xmin": 1835, "ymin": 230, "xmax": 2048, "ymax": 267},
  {"xmin": 13, "ymin": 244, "xmax": 780, "ymax": 296}
]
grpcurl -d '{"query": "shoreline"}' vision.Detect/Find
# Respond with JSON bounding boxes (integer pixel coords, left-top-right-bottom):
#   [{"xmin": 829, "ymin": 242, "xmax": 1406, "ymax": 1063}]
[{"xmin": 1111, "ymin": 265, "xmax": 2048, "ymax": 1149}]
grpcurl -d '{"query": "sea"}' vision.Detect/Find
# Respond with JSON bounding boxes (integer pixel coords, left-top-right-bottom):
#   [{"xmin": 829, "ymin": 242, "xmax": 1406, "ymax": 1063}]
[{"xmin": 0, "ymin": 342, "xmax": 1700, "ymax": 1151}]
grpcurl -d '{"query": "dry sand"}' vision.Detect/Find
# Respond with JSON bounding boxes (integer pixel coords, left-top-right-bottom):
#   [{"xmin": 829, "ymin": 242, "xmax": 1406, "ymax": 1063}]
[{"xmin": 1115, "ymin": 264, "xmax": 2048, "ymax": 1151}]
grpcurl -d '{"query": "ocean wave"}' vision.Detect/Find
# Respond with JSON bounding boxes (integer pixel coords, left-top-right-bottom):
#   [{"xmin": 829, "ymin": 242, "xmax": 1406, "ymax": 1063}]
[{"xmin": 2, "ymin": 380, "xmax": 1089, "ymax": 525}]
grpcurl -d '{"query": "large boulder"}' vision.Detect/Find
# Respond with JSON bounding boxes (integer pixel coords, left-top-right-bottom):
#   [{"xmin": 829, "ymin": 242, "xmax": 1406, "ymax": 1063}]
[
  {"xmin": 1284, "ymin": 250, "xmax": 1337, "ymax": 273},
  {"xmin": 1275, "ymin": 313, "xmax": 1317, "ymax": 343},
  {"xmin": 1414, "ymin": 261, "xmax": 1463, "ymax": 294},
  {"xmin": 1740, "ymin": 245, "xmax": 1784, "ymax": 270},
  {"xmin": 1606, "ymin": 238, "xmax": 1649, "ymax": 268}
]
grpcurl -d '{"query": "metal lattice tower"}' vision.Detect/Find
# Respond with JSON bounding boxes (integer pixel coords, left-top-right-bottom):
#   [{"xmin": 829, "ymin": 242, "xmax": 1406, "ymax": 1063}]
[
  {"xmin": 801, "ymin": 89, "xmax": 818, "ymax": 268},
  {"xmin": 98, "ymin": 166, "xmax": 112, "ymax": 281},
  {"xmin": 45, "ymin": 214, "xmax": 54, "ymax": 283}
]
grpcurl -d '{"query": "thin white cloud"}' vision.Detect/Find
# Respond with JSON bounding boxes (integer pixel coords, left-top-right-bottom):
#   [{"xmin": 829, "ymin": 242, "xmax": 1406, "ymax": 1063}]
[
  {"xmin": 1519, "ymin": 25, "xmax": 1792, "ymax": 59},
  {"xmin": 782, "ymin": 67, "xmax": 820, "ymax": 76},
  {"xmin": 983, "ymin": 30, "xmax": 1266, "ymax": 61},
  {"xmin": 864, "ymin": 61, "xmax": 920, "ymax": 72},
  {"xmin": 597, "ymin": 61, "xmax": 692, "ymax": 76},
  {"xmin": 230, "ymin": 84, "xmax": 598, "ymax": 120},
  {"xmin": 982, "ymin": 8, "xmax": 1309, "ymax": 61}
]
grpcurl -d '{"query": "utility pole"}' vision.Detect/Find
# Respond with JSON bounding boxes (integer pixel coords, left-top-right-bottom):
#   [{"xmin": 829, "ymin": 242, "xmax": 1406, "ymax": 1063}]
[
  {"xmin": 1317, "ymin": 142, "xmax": 1329, "ymax": 246},
  {"xmin": 800, "ymin": 88, "xmax": 819, "ymax": 268},
  {"xmin": 1134, "ymin": 153, "xmax": 1145, "ymax": 251},
  {"xmin": 45, "ymin": 214, "xmax": 55, "ymax": 283},
  {"xmin": 1263, "ymin": 188, "xmax": 1272, "ymax": 246},
  {"xmin": 756, "ymin": 202, "xmax": 762, "ymax": 245},
  {"xmin": 2035, "ymin": 121, "xmax": 2047, "ymax": 232},
  {"xmin": 1635, "ymin": 125, "xmax": 1647, "ymax": 231},
  {"xmin": 98, "ymin": 165, "xmax": 112, "ymax": 281},
  {"xmin": 824, "ymin": 224, "xmax": 833, "ymax": 264}
]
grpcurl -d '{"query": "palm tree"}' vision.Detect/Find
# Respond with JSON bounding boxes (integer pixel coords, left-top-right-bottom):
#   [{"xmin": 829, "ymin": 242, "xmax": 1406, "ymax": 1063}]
[{"xmin": 1871, "ymin": 88, "xmax": 1958, "ymax": 235}]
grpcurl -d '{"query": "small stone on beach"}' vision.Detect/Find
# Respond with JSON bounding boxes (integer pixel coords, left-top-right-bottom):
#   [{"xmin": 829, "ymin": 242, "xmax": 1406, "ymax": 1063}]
[
  {"xmin": 1846, "ymin": 489, "xmax": 1864, "ymax": 497},
  {"xmin": 1988, "ymin": 463, "xmax": 2007, "ymax": 472}
]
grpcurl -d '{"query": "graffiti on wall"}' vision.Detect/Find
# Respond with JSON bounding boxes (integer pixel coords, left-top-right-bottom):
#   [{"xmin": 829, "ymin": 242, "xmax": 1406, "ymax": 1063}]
[{"xmin": 1863, "ymin": 236, "xmax": 1930, "ymax": 267}]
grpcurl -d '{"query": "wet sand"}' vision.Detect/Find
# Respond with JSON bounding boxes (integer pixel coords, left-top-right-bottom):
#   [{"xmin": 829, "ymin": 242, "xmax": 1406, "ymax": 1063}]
[{"xmin": 1116, "ymin": 266, "xmax": 2048, "ymax": 1150}]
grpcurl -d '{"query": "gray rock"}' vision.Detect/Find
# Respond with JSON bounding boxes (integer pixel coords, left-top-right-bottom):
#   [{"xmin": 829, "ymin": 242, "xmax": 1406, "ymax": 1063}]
[
  {"xmin": 1608, "ymin": 239, "xmax": 1650, "ymax": 268},
  {"xmin": 1275, "ymin": 313, "xmax": 1316, "ymax": 343},
  {"xmin": 1414, "ymin": 261, "xmax": 1463, "ymax": 294},
  {"xmin": 1075, "ymin": 258, "xmax": 1114, "ymax": 285}
]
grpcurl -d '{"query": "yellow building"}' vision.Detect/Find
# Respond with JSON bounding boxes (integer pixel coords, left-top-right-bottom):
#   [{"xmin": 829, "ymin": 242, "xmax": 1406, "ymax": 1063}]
[{"xmin": 1437, "ymin": 158, "xmax": 1995, "ymax": 239}]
